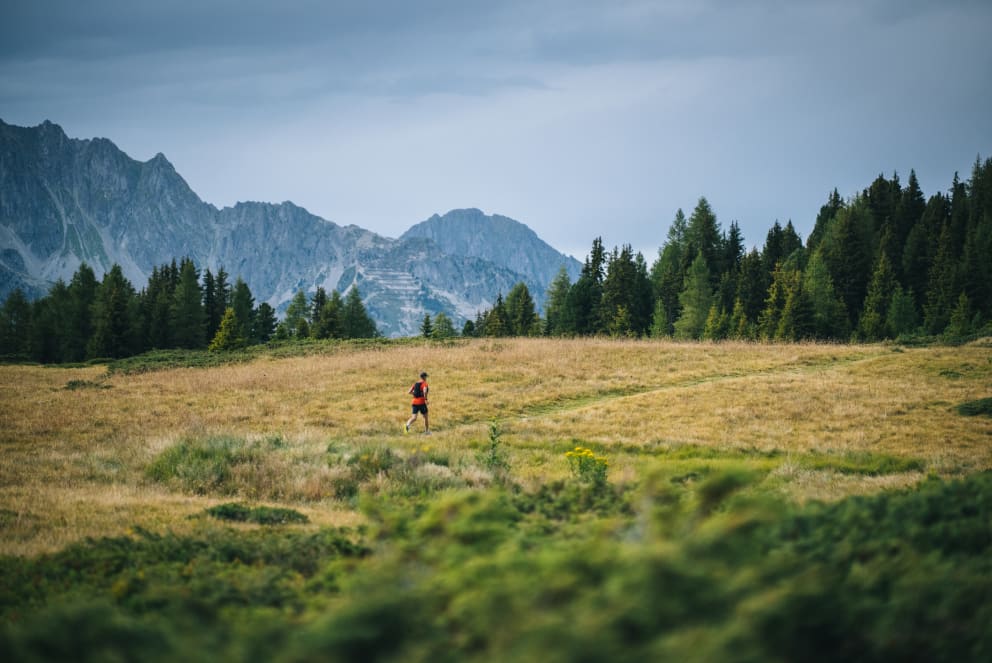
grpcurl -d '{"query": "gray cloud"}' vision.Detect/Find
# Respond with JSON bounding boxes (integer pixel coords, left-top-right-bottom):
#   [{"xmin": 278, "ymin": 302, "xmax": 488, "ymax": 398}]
[{"xmin": 2, "ymin": 0, "xmax": 990, "ymax": 260}]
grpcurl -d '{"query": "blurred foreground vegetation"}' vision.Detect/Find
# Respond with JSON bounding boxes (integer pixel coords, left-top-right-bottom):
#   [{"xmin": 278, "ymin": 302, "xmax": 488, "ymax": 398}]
[{"xmin": 3, "ymin": 468, "xmax": 989, "ymax": 662}]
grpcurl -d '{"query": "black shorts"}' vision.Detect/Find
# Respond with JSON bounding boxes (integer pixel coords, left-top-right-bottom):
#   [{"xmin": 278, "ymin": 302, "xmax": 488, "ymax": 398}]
[{"xmin": 411, "ymin": 403, "xmax": 428, "ymax": 415}]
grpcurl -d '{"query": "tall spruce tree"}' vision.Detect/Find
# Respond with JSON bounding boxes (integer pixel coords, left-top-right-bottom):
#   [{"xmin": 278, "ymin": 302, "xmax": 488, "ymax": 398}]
[
  {"xmin": 170, "ymin": 258, "xmax": 205, "ymax": 349},
  {"xmin": 312, "ymin": 290, "xmax": 343, "ymax": 339},
  {"xmin": 821, "ymin": 202, "xmax": 873, "ymax": 330},
  {"xmin": 808, "ymin": 188, "xmax": 843, "ymax": 254},
  {"xmin": 209, "ymin": 307, "xmax": 245, "ymax": 351},
  {"xmin": 505, "ymin": 282, "xmax": 538, "ymax": 336},
  {"xmin": 342, "ymin": 287, "xmax": 377, "ymax": 339},
  {"xmin": 602, "ymin": 246, "xmax": 651, "ymax": 337},
  {"xmin": 254, "ymin": 303, "xmax": 278, "ymax": 343},
  {"xmin": 886, "ymin": 285, "xmax": 919, "ymax": 338},
  {"xmin": 65, "ymin": 263, "xmax": 99, "ymax": 362},
  {"xmin": 650, "ymin": 209, "xmax": 689, "ymax": 336},
  {"xmin": 431, "ymin": 312, "xmax": 456, "ymax": 339},
  {"xmin": 230, "ymin": 278, "xmax": 254, "ymax": 343},
  {"xmin": 803, "ymin": 250, "xmax": 850, "ymax": 339},
  {"xmin": 543, "ymin": 266, "xmax": 571, "ymax": 336},
  {"xmin": 283, "ymin": 290, "xmax": 310, "ymax": 338},
  {"xmin": 856, "ymin": 252, "xmax": 897, "ymax": 341},
  {"xmin": 87, "ymin": 264, "xmax": 137, "ymax": 359},
  {"xmin": 0, "ymin": 288, "xmax": 32, "ymax": 358},
  {"xmin": 673, "ymin": 250, "xmax": 712, "ymax": 340}
]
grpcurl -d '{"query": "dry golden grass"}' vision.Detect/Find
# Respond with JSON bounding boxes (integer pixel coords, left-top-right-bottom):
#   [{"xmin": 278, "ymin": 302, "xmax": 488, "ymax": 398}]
[{"xmin": 1, "ymin": 337, "xmax": 990, "ymax": 554}]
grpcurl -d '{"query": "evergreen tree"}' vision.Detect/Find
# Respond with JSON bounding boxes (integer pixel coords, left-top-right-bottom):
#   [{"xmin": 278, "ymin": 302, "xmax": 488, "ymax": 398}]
[
  {"xmin": 202, "ymin": 269, "xmax": 219, "ymax": 341},
  {"xmin": 254, "ymin": 303, "xmax": 278, "ymax": 343},
  {"xmin": 420, "ymin": 314, "xmax": 433, "ymax": 338},
  {"xmin": 821, "ymin": 202, "xmax": 873, "ymax": 330},
  {"xmin": 686, "ymin": 197, "xmax": 722, "ymax": 287},
  {"xmin": 65, "ymin": 263, "xmax": 98, "ymax": 362},
  {"xmin": 775, "ymin": 273, "xmax": 815, "ymax": 341},
  {"xmin": 431, "ymin": 312, "xmax": 456, "ymax": 339},
  {"xmin": 673, "ymin": 251, "xmax": 712, "ymax": 340},
  {"xmin": 650, "ymin": 209, "xmax": 689, "ymax": 336},
  {"xmin": 856, "ymin": 252, "xmax": 897, "ymax": 341},
  {"xmin": 808, "ymin": 188, "xmax": 843, "ymax": 254},
  {"xmin": 312, "ymin": 291, "xmax": 343, "ymax": 339},
  {"xmin": 230, "ymin": 278, "xmax": 254, "ymax": 343},
  {"xmin": 170, "ymin": 258, "xmax": 205, "ymax": 349},
  {"xmin": 735, "ymin": 249, "xmax": 766, "ymax": 328},
  {"xmin": 0, "ymin": 288, "xmax": 32, "ymax": 358},
  {"xmin": 886, "ymin": 285, "xmax": 919, "ymax": 338},
  {"xmin": 649, "ymin": 298, "xmax": 668, "ymax": 337},
  {"xmin": 560, "ymin": 237, "xmax": 607, "ymax": 335},
  {"xmin": 960, "ymin": 214, "xmax": 992, "ymax": 319},
  {"xmin": 723, "ymin": 221, "xmax": 745, "ymax": 277},
  {"xmin": 462, "ymin": 319, "xmax": 476, "ymax": 337},
  {"xmin": 505, "ymin": 282, "xmax": 539, "ymax": 336},
  {"xmin": 902, "ymin": 193, "xmax": 947, "ymax": 314},
  {"xmin": 602, "ymin": 246, "xmax": 650, "ymax": 337},
  {"xmin": 943, "ymin": 292, "xmax": 972, "ymax": 342},
  {"xmin": 803, "ymin": 250, "xmax": 850, "ymax": 340},
  {"xmin": 342, "ymin": 287, "xmax": 377, "ymax": 339},
  {"xmin": 702, "ymin": 304, "xmax": 729, "ymax": 341},
  {"xmin": 758, "ymin": 256, "xmax": 813, "ymax": 341},
  {"xmin": 29, "ymin": 280, "xmax": 71, "ymax": 362},
  {"xmin": 727, "ymin": 298, "xmax": 751, "ymax": 340},
  {"xmin": 543, "ymin": 266, "xmax": 571, "ymax": 336},
  {"xmin": 483, "ymin": 294, "xmax": 510, "ymax": 337},
  {"xmin": 309, "ymin": 287, "xmax": 330, "ymax": 335},
  {"xmin": 209, "ymin": 307, "xmax": 245, "ymax": 351},
  {"xmin": 889, "ymin": 169, "xmax": 926, "ymax": 284},
  {"xmin": 923, "ymin": 222, "xmax": 960, "ymax": 334},
  {"xmin": 87, "ymin": 264, "xmax": 137, "ymax": 359},
  {"xmin": 208, "ymin": 267, "xmax": 231, "ymax": 340},
  {"xmin": 284, "ymin": 290, "xmax": 310, "ymax": 338}
]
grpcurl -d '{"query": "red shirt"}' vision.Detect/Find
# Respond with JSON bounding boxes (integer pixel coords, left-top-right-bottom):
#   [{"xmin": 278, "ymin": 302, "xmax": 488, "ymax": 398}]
[{"xmin": 411, "ymin": 380, "xmax": 428, "ymax": 405}]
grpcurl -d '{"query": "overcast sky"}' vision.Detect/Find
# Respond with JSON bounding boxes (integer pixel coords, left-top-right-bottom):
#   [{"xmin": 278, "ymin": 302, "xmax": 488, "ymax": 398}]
[{"xmin": 2, "ymin": 1, "xmax": 990, "ymax": 260}]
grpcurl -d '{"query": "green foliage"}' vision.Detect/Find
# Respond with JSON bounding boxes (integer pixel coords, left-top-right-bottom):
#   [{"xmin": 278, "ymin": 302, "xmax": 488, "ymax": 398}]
[
  {"xmin": 673, "ymin": 250, "xmax": 712, "ymax": 339},
  {"xmin": 346, "ymin": 445, "xmax": 397, "ymax": 481},
  {"xmin": 208, "ymin": 307, "xmax": 246, "ymax": 351},
  {"xmin": 204, "ymin": 503, "xmax": 309, "ymax": 525},
  {"xmin": 957, "ymin": 397, "xmax": 992, "ymax": 417},
  {"xmin": 430, "ymin": 311, "xmax": 456, "ymax": 339},
  {"xmin": 476, "ymin": 418, "xmax": 510, "ymax": 476},
  {"xmin": 3, "ymin": 472, "xmax": 992, "ymax": 661},
  {"xmin": 146, "ymin": 434, "xmax": 287, "ymax": 496}
]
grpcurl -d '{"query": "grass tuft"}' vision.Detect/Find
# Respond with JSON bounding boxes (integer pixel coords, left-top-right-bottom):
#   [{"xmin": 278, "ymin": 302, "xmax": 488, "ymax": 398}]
[
  {"xmin": 204, "ymin": 502, "xmax": 309, "ymax": 525},
  {"xmin": 956, "ymin": 397, "xmax": 992, "ymax": 417}
]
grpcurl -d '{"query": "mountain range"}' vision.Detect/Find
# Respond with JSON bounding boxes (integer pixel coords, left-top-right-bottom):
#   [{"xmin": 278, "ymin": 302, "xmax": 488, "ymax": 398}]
[{"xmin": 0, "ymin": 119, "xmax": 582, "ymax": 336}]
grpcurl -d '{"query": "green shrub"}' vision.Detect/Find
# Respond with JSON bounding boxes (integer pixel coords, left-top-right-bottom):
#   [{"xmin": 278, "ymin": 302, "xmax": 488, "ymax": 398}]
[
  {"xmin": 957, "ymin": 397, "xmax": 992, "ymax": 417},
  {"xmin": 346, "ymin": 445, "xmax": 396, "ymax": 481},
  {"xmin": 146, "ymin": 435, "xmax": 286, "ymax": 495},
  {"xmin": 476, "ymin": 418, "xmax": 510, "ymax": 477},
  {"xmin": 204, "ymin": 503, "xmax": 309, "ymax": 525}
]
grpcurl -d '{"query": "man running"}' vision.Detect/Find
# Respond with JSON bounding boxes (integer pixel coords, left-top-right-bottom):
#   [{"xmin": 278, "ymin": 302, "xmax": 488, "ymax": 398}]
[{"xmin": 405, "ymin": 371, "xmax": 430, "ymax": 435}]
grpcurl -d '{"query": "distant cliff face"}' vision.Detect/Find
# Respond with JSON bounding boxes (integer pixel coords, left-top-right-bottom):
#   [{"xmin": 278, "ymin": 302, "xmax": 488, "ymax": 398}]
[{"xmin": 0, "ymin": 119, "xmax": 582, "ymax": 336}]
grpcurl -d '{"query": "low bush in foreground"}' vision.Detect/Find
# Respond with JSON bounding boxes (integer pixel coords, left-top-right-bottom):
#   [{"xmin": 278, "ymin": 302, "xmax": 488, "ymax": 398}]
[{"xmin": 2, "ymin": 471, "xmax": 990, "ymax": 661}]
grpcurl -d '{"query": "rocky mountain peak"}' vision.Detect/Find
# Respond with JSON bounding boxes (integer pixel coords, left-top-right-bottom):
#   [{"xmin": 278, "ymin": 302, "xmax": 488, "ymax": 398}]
[{"xmin": 1, "ymin": 119, "xmax": 581, "ymax": 336}]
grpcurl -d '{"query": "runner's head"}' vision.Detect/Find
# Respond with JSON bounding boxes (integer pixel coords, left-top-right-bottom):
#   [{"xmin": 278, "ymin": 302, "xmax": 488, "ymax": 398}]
[{"xmin": 420, "ymin": 372, "xmax": 428, "ymax": 379}]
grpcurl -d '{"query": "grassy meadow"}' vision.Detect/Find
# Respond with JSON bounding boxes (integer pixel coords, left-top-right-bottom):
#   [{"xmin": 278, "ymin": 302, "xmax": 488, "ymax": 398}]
[{"xmin": 2, "ymin": 337, "xmax": 991, "ymax": 660}]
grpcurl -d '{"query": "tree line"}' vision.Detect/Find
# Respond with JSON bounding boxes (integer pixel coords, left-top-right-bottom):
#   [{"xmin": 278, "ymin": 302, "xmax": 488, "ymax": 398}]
[
  {"xmin": 0, "ymin": 259, "xmax": 378, "ymax": 362},
  {"xmin": 464, "ymin": 158, "xmax": 991, "ymax": 342}
]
